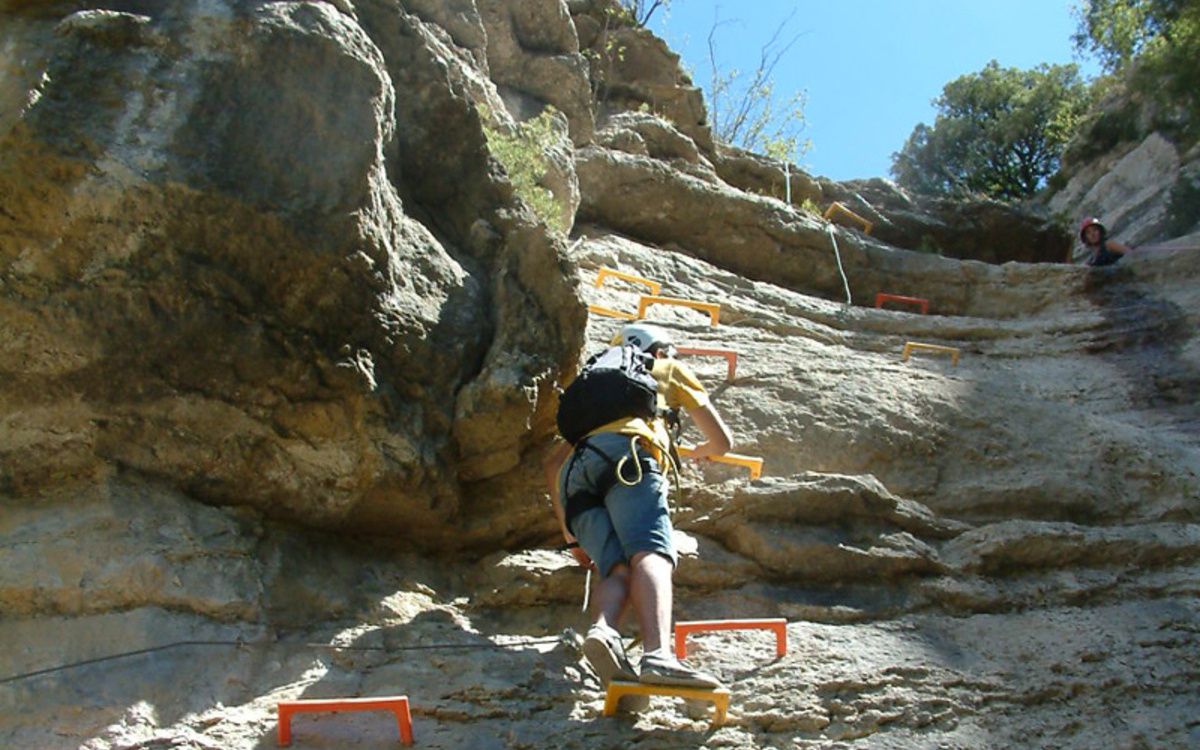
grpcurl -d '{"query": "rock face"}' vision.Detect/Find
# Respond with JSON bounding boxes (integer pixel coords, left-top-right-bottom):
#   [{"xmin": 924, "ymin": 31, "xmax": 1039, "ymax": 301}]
[
  {"xmin": 1050, "ymin": 131, "xmax": 1197, "ymax": 255},
  {"xmin": 823, "ymin": 178, "xmax": 1074, "ymax": 264},
  {"xmin": 3, "ymin": 2, "xmax": 1199, "ymax": 749},
  {"xmin": 0, "ymin": 0, "xmax": 585, "ymax": 543},
  {"xmin": 1046, "ymin": 86, "xmax": 1200, "ymax": 256},
  {"xmin": 575, "ymin": 131, "xmax": 1081, "ymax": 319}
]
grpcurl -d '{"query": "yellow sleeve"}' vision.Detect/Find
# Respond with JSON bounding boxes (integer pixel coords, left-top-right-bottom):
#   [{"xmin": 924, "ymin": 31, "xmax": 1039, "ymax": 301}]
[{"xmin": 654, "ymin": 359, "xmax": 709, "ymax": 410}]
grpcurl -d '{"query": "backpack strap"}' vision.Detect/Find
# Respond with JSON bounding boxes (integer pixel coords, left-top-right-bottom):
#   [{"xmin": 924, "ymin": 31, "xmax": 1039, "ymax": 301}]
[
  {"xmin": 663, "ymin": 407, "xmax": 683, "ymax": 477},
  {"xmin": 562, "ymin": 437, "xmax": 657, "ymax": 535},
  {"xmin": 561, "ymin": 439, "xmax": 617, "ymax": 535}
]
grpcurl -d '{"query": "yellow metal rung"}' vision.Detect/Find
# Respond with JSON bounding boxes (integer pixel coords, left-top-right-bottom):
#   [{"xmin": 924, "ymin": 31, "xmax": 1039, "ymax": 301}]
[
  {"xmin": 902, "ymin": 341, "xmax": 960, "ymax": 366},
  {"xmin": 637, "ymin": 295, "xmax": 721, "ymax": 325},
  {"xmin": 677, "ymin": 446, "xmax": 764, "ymax": 479},
  {"xmin": 587, "ymin": 304, "xmax": 638, "ymax": 320},
  {"xmin": 823, "ymin": 201, "xmax": 873, "ymax": 234},
  {"xmin": 595, "ymin": 267, "xmax": 662, "ymax": 295},
  {"xmin": 603, "ymin": 681, "xmax": 730, "ymax": 725}
]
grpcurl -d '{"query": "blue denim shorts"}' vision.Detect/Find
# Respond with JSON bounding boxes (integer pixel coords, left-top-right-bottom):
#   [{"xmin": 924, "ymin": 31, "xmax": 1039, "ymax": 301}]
[{"xmin": 558, "ymin": 432, "xmax": 677, "ymax": 578}]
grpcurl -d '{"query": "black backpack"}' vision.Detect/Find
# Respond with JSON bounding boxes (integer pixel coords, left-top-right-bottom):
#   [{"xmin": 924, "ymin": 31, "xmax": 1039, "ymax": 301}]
[{"xmin": 556, "ymin": 345, "xmax": 659, "ymax": 445}]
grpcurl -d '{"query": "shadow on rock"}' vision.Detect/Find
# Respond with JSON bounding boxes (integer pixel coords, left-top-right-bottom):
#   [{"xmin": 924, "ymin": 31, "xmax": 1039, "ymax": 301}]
[{"xmin": 1082, "ymin": 263, "xmax": 1200, "ymax": 432}]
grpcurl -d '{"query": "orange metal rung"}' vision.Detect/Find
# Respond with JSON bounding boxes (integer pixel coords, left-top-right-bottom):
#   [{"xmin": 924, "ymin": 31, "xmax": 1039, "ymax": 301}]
[
  {"xmin": 823, "ymin": 201, "xmax": 873, "ymax": 234},
  {"xmin": 637, "ymin": 295, "xmax": 721, "ymax": 325},
  {"xmin": 277, "ymin": 696, "xmax": 413, "ymax": 746},
  {"xmin": 595, "ymin": 267, "xmax": 662, "ymax": 295},
  {"xmin": 902, "ymin": 341, "xmax": 960, "ymax": 366},
  {"xmin": 587, "ymin": 303, "xmax": 638, "ymax": 320},
  {"xmin": 875, "ymin": 292, "xmax": 929, "ymax": 314},
  {"xmin": 674, "ymin": 346, "xmax": 739, "ymax": 381},
  {"xmin": 676, "ymin": 446, "xmax": 763, "ymax": 479},
  {"xmin": 674, "ymin": 618, "xmax": 788, "ymax": 659}
]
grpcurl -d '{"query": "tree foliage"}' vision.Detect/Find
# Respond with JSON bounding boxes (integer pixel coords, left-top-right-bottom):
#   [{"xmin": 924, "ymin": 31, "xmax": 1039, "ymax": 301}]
[
  {"xmin": 891, "ymin": 61, "xmax": 1091, "ymax": 199},
  {"xmin": 481, "ymin": 107, "xmax": 569, "ymax": 233},
  {"xmin": 1072, "ymin": 0, "xmax": 1187, "ymax": 70},
  {"xmin": 703, "ymin": 10, "xmax": 809, "ymax": 163},
  {"xmin": 1072, "ymin": 0, "xmax": 1200, "ymax": 124}
]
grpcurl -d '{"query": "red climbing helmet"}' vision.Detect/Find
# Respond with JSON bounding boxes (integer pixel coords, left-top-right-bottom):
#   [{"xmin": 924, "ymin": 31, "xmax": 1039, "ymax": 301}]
[{"xmin": 1079, "ymin": 217, "xmax": 1106, "ymax": 243}]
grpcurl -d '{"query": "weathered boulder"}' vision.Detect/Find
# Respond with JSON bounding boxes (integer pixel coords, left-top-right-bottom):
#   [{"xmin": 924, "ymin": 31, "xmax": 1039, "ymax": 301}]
[
  {"xmin": 478, "ymin": 0, "xmax": 594, "ymax": 143},
  {"xmin": 682, "ymin": 475, "xmax": 961, "ymax": 584},
  {"xmin": 575, "ymin": 138, "xmax": 1088, "ymax": 317},
  {"xmin": 712, "ymin": 142, "xmax": 822, "ymax": 206},
  {"xmin": 595, "ymin": 110, "xmax": 719, "ymax": 182},
  {"xmin": 822, "ymin": 178, "xmax": 1074, "ymax": 264},
  {"xmin": 1050, "ymin": 131, "xmax": 1184, "ymax": 253},
  {"xmin": 402, "ymin": 0, "xmax": 487, "ymax": 59},
  {"xmin": 0, "ymin": 0, "xmax": 584, "ymax": 543},
  {"xmin": 570, "ymin": 0, "xmax": 711, "ymax": 152},
  {"xmin": 940, "ymin": 520, "xmax": 1200, "ymax": 574},
  {"xmin": 1044, "ymin": 80, "xmax": 1200, "ymax": 253}
]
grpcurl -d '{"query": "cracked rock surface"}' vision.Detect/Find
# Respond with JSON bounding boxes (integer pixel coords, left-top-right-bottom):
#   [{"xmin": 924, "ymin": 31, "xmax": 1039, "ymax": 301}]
[{"xmin": 2, "ymin": 1, "xmax": 1198, "ymax": 748}]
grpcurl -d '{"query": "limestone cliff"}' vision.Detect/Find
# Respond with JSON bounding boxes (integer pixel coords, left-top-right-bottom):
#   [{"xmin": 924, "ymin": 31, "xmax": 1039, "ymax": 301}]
[
  {"xmin": 1046, "ymin": 83, "xmax": 1200, "ymax": 255},
  {"xmin": 0, "ymin": 0, "xmax": 586, "ymax": 545},
  {"xmin": 2, "ymin": 2, "xmax": 1197, "ymax": 749}
]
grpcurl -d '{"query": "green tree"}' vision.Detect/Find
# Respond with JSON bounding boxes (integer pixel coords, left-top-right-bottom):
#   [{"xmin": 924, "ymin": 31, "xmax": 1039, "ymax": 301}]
[
  {"xmin": 1073, "ymin": 0, "xmax": 1200, "ymax": 124},
  {"xmin": 891, "ymin": 61, "xmax": 1091, "ymax": 199},
  {"xmin": 1072, "ymin": 0, "xmax": 1186, "ymax": 69}
]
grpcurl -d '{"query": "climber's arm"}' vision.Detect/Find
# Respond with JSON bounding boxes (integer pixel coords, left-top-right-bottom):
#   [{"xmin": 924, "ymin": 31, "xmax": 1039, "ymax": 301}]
[
  {"xmin": 544, "ymin": 441, "xmax": 593, "ymax": 568},
  {"xmin": 684, "ymin": 401, "xmax": 733, "ymax": 460},
  {"xmin": 543, "ymin": 441, "xmax": 574, "ymax": 541}
]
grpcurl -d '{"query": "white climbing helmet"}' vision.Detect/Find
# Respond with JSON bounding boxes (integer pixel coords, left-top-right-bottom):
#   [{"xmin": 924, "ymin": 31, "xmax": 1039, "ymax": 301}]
[{"xmin": 620, "ymin": 322, "xmax": 674, "ymax": 354}]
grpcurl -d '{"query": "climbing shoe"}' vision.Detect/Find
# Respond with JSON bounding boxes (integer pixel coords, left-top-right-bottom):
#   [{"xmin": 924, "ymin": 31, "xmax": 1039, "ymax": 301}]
[
  {"xmin": 582, "ymin": 623, "xmax": 639, "ymax": 685},
  {"xmin": 582, "ymin": 623, "xmax": 648, "ymax": 711},
  {"xmin": 638, "ymin": 649, "xmax": 722, "ymax": 689}
]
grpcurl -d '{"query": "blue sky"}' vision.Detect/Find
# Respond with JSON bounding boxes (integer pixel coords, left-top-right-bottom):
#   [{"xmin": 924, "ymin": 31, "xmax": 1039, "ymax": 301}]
[{"xmin": 647, "ymin": 1, "xmax": 1100, "ymax": 181}]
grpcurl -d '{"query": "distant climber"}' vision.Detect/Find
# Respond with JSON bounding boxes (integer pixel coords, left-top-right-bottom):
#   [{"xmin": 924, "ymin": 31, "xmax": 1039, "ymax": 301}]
[
  {"xmin": 544, "ymin": 322, "xmax": 733, "ymax": 698},
  {"xmin": 1078, "ymin": 217, "xmax": 1132, "ymax": 267}
]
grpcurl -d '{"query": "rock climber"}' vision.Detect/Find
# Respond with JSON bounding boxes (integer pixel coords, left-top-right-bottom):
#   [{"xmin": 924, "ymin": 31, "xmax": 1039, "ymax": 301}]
[
  {"xmin": 1079, "ymin": 217, "xmax": 1132, "ymax": 267},
  {"xmin": 543, "ymin": 321, "xmax": 733, "ymax": 695}
]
